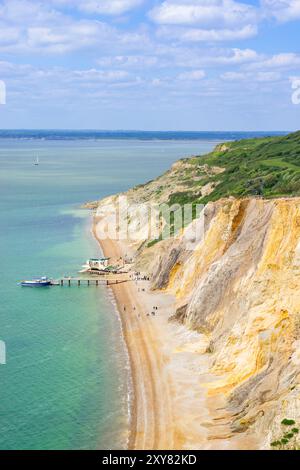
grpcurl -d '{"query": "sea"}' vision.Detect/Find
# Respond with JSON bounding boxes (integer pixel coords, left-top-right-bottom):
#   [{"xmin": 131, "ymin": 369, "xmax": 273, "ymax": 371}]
[{"xmin": 0, "ymin": 130, "xmax": 285, "ymax": 449}]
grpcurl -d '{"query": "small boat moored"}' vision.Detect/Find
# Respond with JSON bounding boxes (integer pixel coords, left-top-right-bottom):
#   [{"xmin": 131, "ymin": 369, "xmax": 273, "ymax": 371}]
[{"xmin": 20, "ymin": 277, "xmax": 52, "ymax": 287}]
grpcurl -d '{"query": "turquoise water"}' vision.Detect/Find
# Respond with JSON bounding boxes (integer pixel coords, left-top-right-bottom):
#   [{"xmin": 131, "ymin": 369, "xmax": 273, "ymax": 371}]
[
  {"xmin": 0, "ymin": 138, "xmax": 220, "ymax": 450},
  {"xmin": 0, "ymin": 134, "xmax": 278, "ymax": 449}
]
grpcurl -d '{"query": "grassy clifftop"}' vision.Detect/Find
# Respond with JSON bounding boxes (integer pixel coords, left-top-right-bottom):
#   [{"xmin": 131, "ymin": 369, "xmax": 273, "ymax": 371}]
[
  {"xmin": 90, "ymin": 131, "xmax": 300, "ymax": 243},
  {"xmin": 166, "ymin": 130, "xmax": 300, "ymax": 207}
]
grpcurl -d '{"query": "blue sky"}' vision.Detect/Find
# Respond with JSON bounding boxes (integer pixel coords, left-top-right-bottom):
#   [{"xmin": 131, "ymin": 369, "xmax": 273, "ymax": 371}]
[{"xmin": 0, "ymin": 0, "xmax": 300, "ymax": 130}]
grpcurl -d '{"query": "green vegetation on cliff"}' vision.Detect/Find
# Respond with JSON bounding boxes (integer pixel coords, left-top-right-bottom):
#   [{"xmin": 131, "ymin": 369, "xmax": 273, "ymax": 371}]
[
  {"xmin": 167, "ymin": 130, "xmax": 300, "ymax": 207},
  {"xmin": 271, "ymin": 419, "xmax": 299, "ymax": 450}
]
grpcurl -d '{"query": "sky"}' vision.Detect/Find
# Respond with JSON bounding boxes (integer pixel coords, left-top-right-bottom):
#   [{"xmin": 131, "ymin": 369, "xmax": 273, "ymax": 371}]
[{"xmin": 0, "ymin": 0, "xmax": 300, "ymax": 131}]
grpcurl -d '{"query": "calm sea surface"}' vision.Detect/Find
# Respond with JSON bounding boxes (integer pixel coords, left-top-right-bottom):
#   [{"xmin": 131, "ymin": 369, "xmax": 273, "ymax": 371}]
[{"xmin": 0, "ymin": 131, "xmax": 283, "ymax": 449}]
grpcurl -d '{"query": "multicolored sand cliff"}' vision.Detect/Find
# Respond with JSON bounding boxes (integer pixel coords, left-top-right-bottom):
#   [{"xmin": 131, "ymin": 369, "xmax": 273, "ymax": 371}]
[{"xmin": 92, "ymin": 133, "xmax": 300, "ymax": 449}]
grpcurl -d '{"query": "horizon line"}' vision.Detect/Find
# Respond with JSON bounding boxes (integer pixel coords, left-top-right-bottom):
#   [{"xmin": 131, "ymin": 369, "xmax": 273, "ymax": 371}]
[{"xmin": 0, "ymin": 128, "xmax": 292, "ymax": 133}]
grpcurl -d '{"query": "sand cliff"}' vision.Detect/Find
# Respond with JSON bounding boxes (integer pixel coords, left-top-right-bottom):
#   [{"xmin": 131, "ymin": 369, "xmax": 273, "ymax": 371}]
[
  {"xmin": 91, "ymin": 134, "xmax": 300, "ymax": 448},
  {"xmin": 135, "ymin": 197, "xmax": 300, "ymax": 447}
]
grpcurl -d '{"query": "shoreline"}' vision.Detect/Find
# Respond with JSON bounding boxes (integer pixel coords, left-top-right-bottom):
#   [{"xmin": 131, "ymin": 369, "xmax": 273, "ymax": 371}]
[
  {"xmin": 92, "ymin": 214, "xmax": 263, "ymax": 451},
  {"xmin": 92, "ymin": 221, "xmax": 137, "ymax": 449}
]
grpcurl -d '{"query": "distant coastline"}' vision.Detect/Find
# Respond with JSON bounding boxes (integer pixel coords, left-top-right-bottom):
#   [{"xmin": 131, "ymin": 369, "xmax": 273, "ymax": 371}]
[{"xmin": 0, "ymin": 129, "xmax": 288, "ymax": 141}]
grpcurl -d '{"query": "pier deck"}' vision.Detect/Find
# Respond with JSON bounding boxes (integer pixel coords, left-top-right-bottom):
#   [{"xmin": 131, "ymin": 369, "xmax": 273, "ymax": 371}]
[{"xmin": 53, "ymin": 274, "xmax": 130, "ymax": 286}]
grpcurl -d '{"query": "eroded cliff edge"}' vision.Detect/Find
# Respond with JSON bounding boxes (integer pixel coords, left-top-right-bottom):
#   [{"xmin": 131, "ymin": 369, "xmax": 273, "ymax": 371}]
[{"xmin": 138, "ymin": 197, "xmax": 300, "ymax": 446}]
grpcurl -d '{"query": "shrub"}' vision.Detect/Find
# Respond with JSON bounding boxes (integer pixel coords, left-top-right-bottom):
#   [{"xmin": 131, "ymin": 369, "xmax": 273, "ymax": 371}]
[
  {"xmin": 270, "ymin": 419, "xmax": 299, "ymax": 450},
  {"xmin": 281, "ymin": 419, "xmax": 296, "ymax": 426}
]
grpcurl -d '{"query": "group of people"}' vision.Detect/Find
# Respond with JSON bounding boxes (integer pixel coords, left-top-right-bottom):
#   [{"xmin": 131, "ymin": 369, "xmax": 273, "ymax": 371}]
[
  {"xmin": 123, "ymin": 304, "xmax": 159, "ymax": 318},
  {"xmin": 149, "ymin": 306, "xmax": 159, "ymax": 317},
  {"xmin": 131, "ymin": 271, "xmax": 151, "ymax": 282}
]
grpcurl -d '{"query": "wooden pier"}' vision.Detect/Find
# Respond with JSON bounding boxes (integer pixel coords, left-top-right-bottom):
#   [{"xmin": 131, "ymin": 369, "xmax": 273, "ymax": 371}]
[{"xmin": 54, "ymin": 274, "xmax": 130, "ymax": 287}]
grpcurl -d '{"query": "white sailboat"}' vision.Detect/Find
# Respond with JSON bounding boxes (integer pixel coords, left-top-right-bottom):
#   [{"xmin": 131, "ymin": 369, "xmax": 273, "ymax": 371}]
[{"xmin": 34, "ymin": 156, "xmax": 39, "ymax": 166}]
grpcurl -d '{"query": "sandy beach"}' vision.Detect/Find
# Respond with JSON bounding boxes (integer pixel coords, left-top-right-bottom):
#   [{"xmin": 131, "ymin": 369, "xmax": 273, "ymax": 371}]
[
  {"xmin": 93, "ymin": 222, "xmax": 176, "ymax": 449},
  {"xmin": 93, "ymin": 216, "xmax": 262, "ymax": 451},
  {"xmin": 93, "ymin": 219, "xmax": 218, "ymax": 450}
]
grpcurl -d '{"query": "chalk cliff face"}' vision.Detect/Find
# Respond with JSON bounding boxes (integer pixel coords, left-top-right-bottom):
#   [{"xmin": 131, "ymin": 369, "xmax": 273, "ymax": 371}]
[{"xmin": 136, "ymin": 197, "xmax": 300, "ymax": 447}]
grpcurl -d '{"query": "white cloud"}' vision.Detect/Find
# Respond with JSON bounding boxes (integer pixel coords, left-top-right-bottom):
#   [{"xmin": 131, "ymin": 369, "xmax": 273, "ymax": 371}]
[
  {"xmin": 50, "ymin": 0, "xmax": 144, "ymax": 15},
  {"xmin": 256, "ymin": 71, "xmax": 282, "ymax": 81},
  {"xmin": 0, "ymin": 0, "xmax": 62, "ymax": 24},
  {"xmin": 171, "ymin": 24, "xmax": 258, "ymax": 42},
  {"xmin": 226, "ymin": 48, "xmax": 259, "ymax": 63},
  {"xmin": 0, "ymin": 1, "xmax": 101, "ymax": 52},
  {"xmin": 199, "ymin": 48, "xmax": 259, "ymax": 66},
  {"xmin": 78, "ymin": 0, "xmax": 144, "ymax": 16},
  {"xmin": 261, "ymin": 0, "xmax": 300, "ymax": 22},
  {"xmin": 150, "ymin": 0, "xmax": 258, "ymax": 27},
  {"xmin": 150, "ymin": 1, "xmax": 300, "ymax": 44},
  {"xmin": 0, "ymin": 0, "xmax": 298, "ymax": 123},
  {"xmin": 97, "ymin": 55, "xmax": 158, "ymax": 68},
  {"xmin": 25, "ymin": 22, "xmax": 108, "ymax": 53},
  {"xmin": 221, "ymin": 71, "xmax": 247, "ymax": 80},
  {"xmin": 264, "ymin": 53, "xmax": 300, "ymax": 68},
  {"xmin": 247, "ymin": 52, "xmax": 300, "ymax": 70},
  {"xmin": 95, "ymin": 47, "xmax": 259, "ymax": 72},
  {"xmin": 151, "ymin": 1, "xmax": 259, "ymax": 43},
  {"xmin": 1, "ymin": 60, "xmax": 142, "ymax": 106},
  {"xmin": 178, "ymin": 69, "xmax": 206, "ymax": 80},
  {"xmin": 221, "ymin": 70, "xmax": 282, "ymax": 81},
  {"xmin": 0, "ymin": 5, "xmax": 148, "ymax": 54},
  {"xmin": 151, "ymin": 78, "xmax": 163, "ymax": 86},
  {"xmin": 71, "ymin": 69, "xmax": 130, "ymax": 82},
  {"xmin": 0, "ymin": 23, "xmax": 20, "ymax": 44}
]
